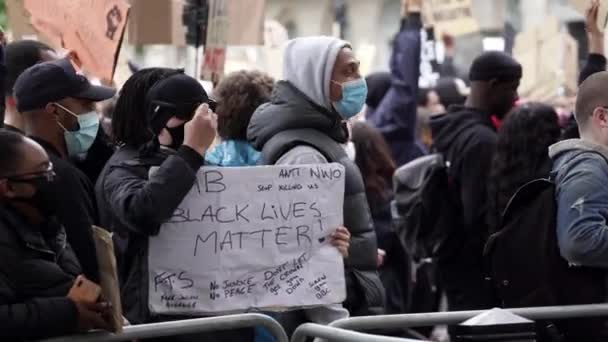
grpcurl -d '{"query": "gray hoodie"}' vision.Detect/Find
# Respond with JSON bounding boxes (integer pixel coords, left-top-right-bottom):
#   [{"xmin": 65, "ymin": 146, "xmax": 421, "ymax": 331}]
[{"xmin": 549, "ymin": 139, "xmax": 608, "ymax": 268}]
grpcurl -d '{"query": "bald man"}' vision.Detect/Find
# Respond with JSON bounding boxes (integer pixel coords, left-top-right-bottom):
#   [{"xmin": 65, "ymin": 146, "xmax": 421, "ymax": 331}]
[{"xmin": 550, "ymin": 71, "xmax": 608, "ymax": 268}]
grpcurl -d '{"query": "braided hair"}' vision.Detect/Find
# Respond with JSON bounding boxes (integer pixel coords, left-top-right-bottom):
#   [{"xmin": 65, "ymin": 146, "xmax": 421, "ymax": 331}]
[{"xmin": 112, "ymin": 68, "xmax": 181, "ymax": 147}]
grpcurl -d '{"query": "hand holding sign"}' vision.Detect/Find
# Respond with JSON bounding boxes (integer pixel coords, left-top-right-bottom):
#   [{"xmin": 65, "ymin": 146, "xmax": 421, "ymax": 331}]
[
  {"xmin": 330, "ymin": 226, "xmax": 351, "ymax": 258},
  {"xmin": 184, "ymin": 103, "xmax": 218, "ymax": 156}
]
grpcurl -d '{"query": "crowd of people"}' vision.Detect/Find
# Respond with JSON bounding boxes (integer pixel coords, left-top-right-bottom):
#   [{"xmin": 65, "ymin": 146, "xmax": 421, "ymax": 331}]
[{"xmin": 3, "ymin": 0, "xmax": 608, "ymax": 341}]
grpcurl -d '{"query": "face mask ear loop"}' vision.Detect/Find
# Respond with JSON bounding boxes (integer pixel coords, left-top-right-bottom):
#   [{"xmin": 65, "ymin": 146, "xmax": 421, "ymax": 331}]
[{"xmin": 52, "ymin": 103, "xmax": 78, "ymax": 132}]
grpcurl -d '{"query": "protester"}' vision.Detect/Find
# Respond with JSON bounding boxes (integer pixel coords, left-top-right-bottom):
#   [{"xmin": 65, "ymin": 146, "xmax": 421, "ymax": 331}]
[
  {"xmin": 0, "ymin": 130, "xmax": 110, "ymax": 339},
  {"xmin": 487, "ymin": 103, "xmax": 561, "ymax": 232},
  {"xmin": 205, "ymin": 70, "xmax": 274, "ymax": 166},
  {"xmin": 4, "ymin": 40, "xmax": 58, "ymax": 133},
  {"xmin": 416, "ymin": 88, "xmax": 444, "ymax": 151},
  {"xmin": 417, "ymin": 87, "xmax": 444, "ymax": 115},
  {"xmin": 13, "ymin": 57, "xmax": 116, "ymax": 282},
  {"xmin": 248, "ymin": 33, "xmax": 382, "ymax": 335},
  {"xmin": 435, "ymin": 77, "xmax": 469, "ymax": 109},
  {"xmin": 563, "ymin": 0, "xmax": 606, "ymax": 140},
  {"xmin": 95, "ymin": 69, "xmax": 248, "ymax": 341},
  {"xmin": 550, "ymin": 71, "xmax": 608, "ymax": 268},
  {"xmin": 350, "ymin": 122, "xmax": 411, "ymax": 316},
  {"xmin": 202, "ymin": 70, "xmax": 276, "ymax": 342},
  {"xmin": 429, "ymin": 51, "xmax": 521, "ymax": 312},
  {"xmin": 365, "ymin": 0, "xmax": 425, "ymax": 167}
]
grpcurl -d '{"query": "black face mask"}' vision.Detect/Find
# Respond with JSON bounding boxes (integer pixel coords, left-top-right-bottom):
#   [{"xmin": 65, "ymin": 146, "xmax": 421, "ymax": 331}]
[
  {"xmin": 164, "ymin": 124, "xmax": 185, "ymax": 150},
  {"xmin": 10, "ymin": 176, "xmax": 58, "ymax": 217}
]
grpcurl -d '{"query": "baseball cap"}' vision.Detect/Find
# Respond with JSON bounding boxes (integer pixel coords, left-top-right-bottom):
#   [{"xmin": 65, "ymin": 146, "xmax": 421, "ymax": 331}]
[
  {"xmin": 144, "ymin": 72, "xmax": 213, "ymax": 134},
  {"xmin": 14, "ymin": 57, "xmax": 116, "ymax": 112}
]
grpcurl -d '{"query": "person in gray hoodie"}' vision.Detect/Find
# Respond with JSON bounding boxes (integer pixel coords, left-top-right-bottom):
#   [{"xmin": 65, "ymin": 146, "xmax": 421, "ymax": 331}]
[
  {"xmin": 550, "ymin": 71, "xmax": 608, "ymax": 270},
  {"xmin": 248, "ymin": 36, "xmax": 384, "ymax": 336}
]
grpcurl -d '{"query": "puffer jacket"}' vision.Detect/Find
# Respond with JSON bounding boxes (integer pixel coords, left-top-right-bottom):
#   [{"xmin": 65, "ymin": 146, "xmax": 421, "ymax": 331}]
[
  {"xmin": 205, "ymin": 140, "xmax": 261, "ymax": 166},
  {"xmin": 248, "ymin": 80, "xmax": 384, "ymax": 315},
  {"xmin": 0, "ymin": 205, "xmax": 81, "ymax": 340}
]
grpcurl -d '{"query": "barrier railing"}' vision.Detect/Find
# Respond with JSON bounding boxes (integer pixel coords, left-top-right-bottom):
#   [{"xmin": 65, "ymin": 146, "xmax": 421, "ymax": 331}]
[
  {"xmin": 291, "ymin": 323, "xmax": 426, "ymax": 342},
  {"xmin": 38, "ymin": 313, "xmax": 288, "ymax": 342},
  {"xmin": 329, "ymin": 303, "xmax": 608, "ymax": 332}
]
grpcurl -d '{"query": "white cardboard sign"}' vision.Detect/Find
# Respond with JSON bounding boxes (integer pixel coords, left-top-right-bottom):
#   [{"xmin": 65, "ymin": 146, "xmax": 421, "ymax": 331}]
[{"xmin": 148, "ymin": 164, "xmax": 347, "ymax": 314}]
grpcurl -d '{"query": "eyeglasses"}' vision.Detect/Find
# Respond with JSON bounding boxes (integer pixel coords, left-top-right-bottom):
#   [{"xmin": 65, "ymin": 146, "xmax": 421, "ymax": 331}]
[{"xmin": 3, "ymin": 163, "xmax": 56, "ymax": 183}]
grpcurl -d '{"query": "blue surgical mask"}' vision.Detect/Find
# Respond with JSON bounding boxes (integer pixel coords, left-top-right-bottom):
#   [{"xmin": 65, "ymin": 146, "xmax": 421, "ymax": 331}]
[
  {"xmin": 54, "ymin": 103, "xmax": 100, "ymax": 157},
  {"xmin": 332, "ymin": 78, "xmax": 368, "ymax": 119}
]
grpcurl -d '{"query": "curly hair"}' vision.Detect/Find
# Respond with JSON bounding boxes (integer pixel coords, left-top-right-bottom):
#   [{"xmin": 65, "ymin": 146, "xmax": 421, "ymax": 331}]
[
  {"xmin": 487, "ymin": 103, "xmax": 561, "ymax": 232},
  {"xmin": 351, "ymin": 122, "xmax": 396, "ymax": 209},
  {"xmin": 213, "ymin": 70, "xmax": 274, "ymax": 140}
]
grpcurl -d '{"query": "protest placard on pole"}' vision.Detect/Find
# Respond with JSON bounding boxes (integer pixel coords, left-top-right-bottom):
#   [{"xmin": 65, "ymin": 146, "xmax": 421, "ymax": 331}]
[
  {"xmin": 23, "ymin": 0, "xmax": 130, "ymax": 82},
  {"xmin": 422, "ymin": 0, "xmax": 479, "ymax": 37},
  {"xmin": 201, "ymin": 0, "xmax": 228, "ymax": 82},
  {"xmin": 148, "ymin": 164, "xmax": 347, "ymax": 314},
  {"xmin": 128, "ymin": 0, "xmax": 186, "ymax": 46}
]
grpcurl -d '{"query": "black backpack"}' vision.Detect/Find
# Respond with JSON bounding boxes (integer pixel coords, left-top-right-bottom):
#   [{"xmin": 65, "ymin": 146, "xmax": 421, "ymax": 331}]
[
  {"xmin": 484, "ymin": 177, "xmax": 608, "ymax": 341},
  {"xmin": 392, "ymin": 153, "xmax": 460, "ymax": 260}
]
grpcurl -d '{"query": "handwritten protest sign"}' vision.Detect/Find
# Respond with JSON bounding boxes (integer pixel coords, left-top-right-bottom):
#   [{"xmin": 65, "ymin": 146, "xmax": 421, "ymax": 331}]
[
  {"xmin": 422, "ymin": 0, "xmax": 479, "ymax": 37},
  {"xmin": 148, "ymin": 164, "xmax": 347, "ymax": 314},
  {"xmin": 23, "ymin": 0, "xmax": 130, "ymax": 82}
]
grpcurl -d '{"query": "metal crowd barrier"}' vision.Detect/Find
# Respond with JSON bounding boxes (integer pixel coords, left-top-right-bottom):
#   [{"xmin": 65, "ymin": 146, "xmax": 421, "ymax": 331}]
[
  {"xmin": 38, "ymin": 313, "xmax": 288, "ymax": 342},
  {"xmin": 291, "ymin": 323, "xmax": 426, "ymax": 342},
  {"xmin": 329, "ymin": 303, "xmax": 608, "ymax": 332}
]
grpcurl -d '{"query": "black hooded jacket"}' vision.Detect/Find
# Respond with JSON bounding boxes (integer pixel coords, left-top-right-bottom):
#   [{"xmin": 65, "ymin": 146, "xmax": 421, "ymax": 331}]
[
  {"xmin": 429, "ymin": 106, "xmax": 497, "ymax": 310},
  {"xmin": 95, "ymin": 145, "xmax": 203, "ymax": 324},
  {"xmin": 430, "ymin": 106, "xmax": 497, "ymax": 235}
]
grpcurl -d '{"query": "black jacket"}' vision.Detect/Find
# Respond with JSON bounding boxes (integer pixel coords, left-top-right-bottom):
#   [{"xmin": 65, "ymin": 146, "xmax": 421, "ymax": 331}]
[
  {"xmin": 429, "ymin": 106, "xmax": 497, "ymax": 310},
  {"xmin": 73, "ymin": 129, "xmax": 115, "ymax": 184},
  {"xmin": 248, "ymin": 81, "xmax": 384, "ymax": 315},
  {"xmin": 0, "ymin": 205, "xmax": 81, "ymax": 339},
  {"xmin": 33, "ymin": 138, "xmax": 100, "ymax": 282},
  {"xmin": 95, "ymin": 144, "xmax": 203, "ymax": 324}
]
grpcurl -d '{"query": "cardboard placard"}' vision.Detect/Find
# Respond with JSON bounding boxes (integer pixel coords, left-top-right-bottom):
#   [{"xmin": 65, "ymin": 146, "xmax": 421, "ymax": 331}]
[
  {"xmin": 514, "ymin": 16, "xmax": 579, "ymax": 100},
  {"xmin": 148, "ymin": 164, "xmax": 347, "ymax": 314},
  {"xmin": 93, "ymin": 226, "xmax": 123, "ymax": 333},
  {"xmin": 127, "ymin": 0, "xmax": 264, "ymax": 46},
  {"xmin": 422, "ymin": 0, "xmax": 479, "ymax": 37},
  {"xmin": 23, "ymin": 0, "xmax": 130, "ymax": 82},
  {"xmin": 128, "ymin": 0, "xmax": 185, "ymax": 46}
]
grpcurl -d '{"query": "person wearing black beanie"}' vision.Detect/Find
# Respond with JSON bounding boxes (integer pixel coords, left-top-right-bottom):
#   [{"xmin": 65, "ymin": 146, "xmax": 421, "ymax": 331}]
[{"xmin": 428, "ymin": 51, "xmax": 522, "ymax": 316}]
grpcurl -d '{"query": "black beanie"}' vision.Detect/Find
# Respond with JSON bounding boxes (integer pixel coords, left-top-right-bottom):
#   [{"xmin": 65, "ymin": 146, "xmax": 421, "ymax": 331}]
[
  {"xmin": 365, "ymin": 72, "xmax": 391, "ymax": 108},
  {"xmin": 469, "ymin": 51, "xmax": 522, "ymax": 82}
]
